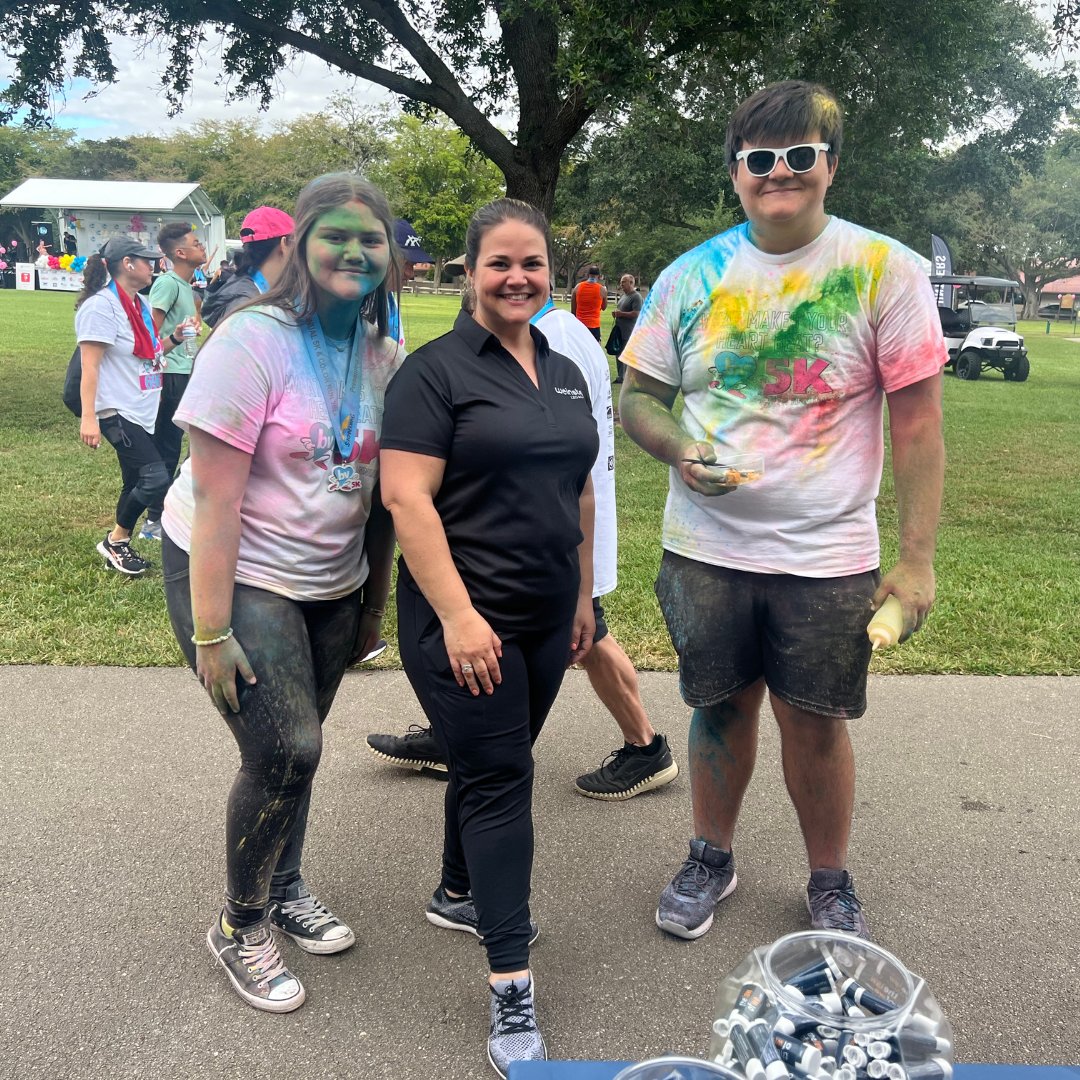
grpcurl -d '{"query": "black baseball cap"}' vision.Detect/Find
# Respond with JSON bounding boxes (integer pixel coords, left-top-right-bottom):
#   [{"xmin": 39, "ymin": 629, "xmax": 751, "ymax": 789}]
[{"xmin": 100, "ymin": 237, "xmax": 164, "ymax": 261}]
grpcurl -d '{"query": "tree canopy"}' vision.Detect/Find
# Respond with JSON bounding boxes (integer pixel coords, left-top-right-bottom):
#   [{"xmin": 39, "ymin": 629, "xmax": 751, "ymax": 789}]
[{"xmin": 1, "ymin": 0, "xmax": 1073, "ymax": 215}]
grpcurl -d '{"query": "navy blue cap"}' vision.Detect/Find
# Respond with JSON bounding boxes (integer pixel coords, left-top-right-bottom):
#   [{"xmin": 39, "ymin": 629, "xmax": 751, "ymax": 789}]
[{"xmin": 394, "ymin": 219, "xmax": 433, "ymax": 264}]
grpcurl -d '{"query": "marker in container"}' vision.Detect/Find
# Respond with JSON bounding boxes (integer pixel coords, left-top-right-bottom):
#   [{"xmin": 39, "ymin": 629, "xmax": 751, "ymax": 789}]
[
  {"xmin": 807, "ymin": 991, "xmax": 845, "ymax": 1016},
  {"xmin": 839, "ymin": 977, "xmax": 896, "ymax": 1016},
  {"xmin": 905, "ymin": 1059, "xmax": 953, "ymax": 1080},
  {"xmin": 772, "ymin": 1032, "xmax": 822, "ymax": 1075},
  {"xmin": 785, "ymin": 962, "xmax": 837, "ymax": 996},
  {"xmin": 761, "ymin": 1002, "xmax": 796, "ymax": 1038},
  {"xmin": 834, "ymin": 1067, "xmax": 856, "ymax": 1080},
  {"xmin": 886, "ymin": 1064, "xmax": 906, "ymax": 1080},
  {"xmin": 730, "ymin": 1021, "xmax": 767, "ymax": 1080},
  {"xmin": 817, "ymin": 1056, "xmax": 837, "ymax": 1076},
  {"xmin": 841, "ymin": 1045, "xmax": 868, "ymax": 1070},
  {"xmin": 834, "ymin": 1031, "xmax": 854, "ymax": 1070},
  {"xmin": 733, "ymin": 982, "xmax": 771, "ymax": 1022},
  {"xmin": 894, "ymin": 1031, "xmax": 953, "ymax": 1058},
  {"xmin": 746, "ymin": 1019, "xmax": 793, "ymax": 1080},
  {"xmin": 868, "ymin": 1041, "xmax": 894, "ymax": 1060},
  {"xmin": 867, "ymin": 1061, "xmax": 890, "ymax": 1079}
]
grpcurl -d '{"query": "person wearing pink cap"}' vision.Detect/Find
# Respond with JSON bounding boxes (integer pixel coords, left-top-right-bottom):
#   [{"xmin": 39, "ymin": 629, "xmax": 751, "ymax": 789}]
[{"xmin": 202, "ymin": 206, "xmax": 295, "ymax": 328}]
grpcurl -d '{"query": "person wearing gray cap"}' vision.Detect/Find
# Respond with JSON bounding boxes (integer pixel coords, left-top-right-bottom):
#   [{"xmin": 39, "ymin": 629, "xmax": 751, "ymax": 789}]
[{"xmin": 75, "ymin": 237, "xmax": 170, "ymax": 576}]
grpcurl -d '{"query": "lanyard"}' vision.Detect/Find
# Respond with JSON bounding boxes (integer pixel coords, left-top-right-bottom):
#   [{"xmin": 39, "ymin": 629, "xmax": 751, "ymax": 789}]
[
  {"xmin": 531, "ymin": 299, "xmax": 555, "ymax": 324},
  {"xmin": 252, "ymin": 270, "xmax": 269, "ymax": 293},
  {"xmin": 297, "ymin": 313, "xmax": 364, "ymax": 460}
]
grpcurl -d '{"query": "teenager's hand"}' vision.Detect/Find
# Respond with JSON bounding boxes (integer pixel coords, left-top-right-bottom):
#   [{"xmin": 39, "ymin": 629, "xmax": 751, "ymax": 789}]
[
  {"xmin": 80, "ymin": 416, "xmax": 101, "ymax": 449},
  {"xmin": 196, "ymin": 636, "xmax": 257, "ymax": 715}
]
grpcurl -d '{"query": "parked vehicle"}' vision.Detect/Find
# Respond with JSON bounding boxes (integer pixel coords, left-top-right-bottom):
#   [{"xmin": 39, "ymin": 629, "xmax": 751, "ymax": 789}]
[{"xmin": 930, "ymin": 275, "xmax": 1029, "ymax": 382}]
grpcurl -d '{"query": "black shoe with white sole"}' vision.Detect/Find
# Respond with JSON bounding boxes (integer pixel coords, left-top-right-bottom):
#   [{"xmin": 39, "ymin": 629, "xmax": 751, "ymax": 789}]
[
  {"xmin": 575, "ymin": 734, "xmax": 679, "ymax": 801},
  {"xmin": 366, "ymin": 724, "xmax": 449, "ymax": 776},
  {"xmin": 205, "ymin": 914, "xmax": 305, "ymax": 1013},
  {"xmin": 426, "ymin": 885, "xmax": 539, "ymax": 945}
]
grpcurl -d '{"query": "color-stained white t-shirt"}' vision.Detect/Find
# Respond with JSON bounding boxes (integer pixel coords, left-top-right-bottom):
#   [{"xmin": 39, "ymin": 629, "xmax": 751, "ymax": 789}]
[
  {"xmin": 621, "ymin": 217, "xmax": 946, "ymax": 577},
  {"xmin": 535, "ymin": 306, "xmax": 617, "ymax": 597},
  {"xmin": 162, "ymin": 306, "xmax": 405, "ymax": 601},
  {"xmin": 74, "ymin": 288, "xmax": 163, "ymax": 432}
]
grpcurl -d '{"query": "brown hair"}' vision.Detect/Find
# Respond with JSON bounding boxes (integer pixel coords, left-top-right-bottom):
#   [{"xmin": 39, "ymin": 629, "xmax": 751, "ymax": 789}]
[
  {"xmin": 725, "ymin": 81, "xmax": 843, "ymax": 169},
  {"xmin": 75, "ymin": 253, "xmax": 124, "ymax": 309},
  {"xmin": 465, "ymin": 198, "xmax": 553, "ymax": 271},
  {"xmin": 254, "ymin": 172, "xmax": 401, "ymax": 340}
]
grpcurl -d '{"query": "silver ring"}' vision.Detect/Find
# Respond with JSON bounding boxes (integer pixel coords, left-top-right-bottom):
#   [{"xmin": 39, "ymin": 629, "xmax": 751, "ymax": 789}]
[{"xmin": 461, "ymin": 663, "xmax": 473, "ymax": 674}]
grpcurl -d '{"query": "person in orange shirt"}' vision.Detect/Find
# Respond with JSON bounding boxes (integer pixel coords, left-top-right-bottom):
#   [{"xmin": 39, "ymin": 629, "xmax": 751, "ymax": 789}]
[{"xmin": 571, "ymin": 264, "xmax": 607, "ymax": 340}]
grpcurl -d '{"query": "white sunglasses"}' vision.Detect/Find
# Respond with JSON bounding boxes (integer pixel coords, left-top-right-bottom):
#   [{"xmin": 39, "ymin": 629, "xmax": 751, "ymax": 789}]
[{"xmin": 735, "ymin": 142, "xmax": 831, "ymax": 177}]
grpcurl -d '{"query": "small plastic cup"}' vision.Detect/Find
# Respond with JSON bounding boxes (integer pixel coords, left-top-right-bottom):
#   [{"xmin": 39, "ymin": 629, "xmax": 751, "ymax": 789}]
[
  {"xmin": 614, "ymin": 1057, "xmax": 744, "ymax": 1080},
  {"xmin": 707, "ymin": 451, "xmax": 764, "ymax": 486}
]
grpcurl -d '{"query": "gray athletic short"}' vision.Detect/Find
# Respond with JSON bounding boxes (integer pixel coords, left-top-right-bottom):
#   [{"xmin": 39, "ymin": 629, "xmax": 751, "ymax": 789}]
[{"xmin": 654, "ymin": 550, "xmax": 878, "ymax": 719}]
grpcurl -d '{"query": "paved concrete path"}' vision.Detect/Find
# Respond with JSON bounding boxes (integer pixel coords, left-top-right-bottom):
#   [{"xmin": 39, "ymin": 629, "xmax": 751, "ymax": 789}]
[{"xmin": 2, "ymin": 668, "xmax": 1077, "ymax": 1079}]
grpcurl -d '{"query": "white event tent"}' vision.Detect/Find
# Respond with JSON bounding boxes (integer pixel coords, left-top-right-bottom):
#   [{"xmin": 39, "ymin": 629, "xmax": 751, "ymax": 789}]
[{"xmin": 1, "ymin": 178, "xmax": 225, "ymax": 291}]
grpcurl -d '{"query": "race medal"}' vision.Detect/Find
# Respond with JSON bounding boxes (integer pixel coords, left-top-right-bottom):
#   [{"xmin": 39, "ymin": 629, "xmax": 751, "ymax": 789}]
[{"xmin": 327, "ymin": 461, "xmax": 363, "ymax": 493}]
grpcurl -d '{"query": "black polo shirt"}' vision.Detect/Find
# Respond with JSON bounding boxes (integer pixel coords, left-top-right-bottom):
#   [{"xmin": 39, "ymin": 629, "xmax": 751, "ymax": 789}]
[{"xmin": 382, "ymin": 310, "xmax": 599, "ymax": 632}]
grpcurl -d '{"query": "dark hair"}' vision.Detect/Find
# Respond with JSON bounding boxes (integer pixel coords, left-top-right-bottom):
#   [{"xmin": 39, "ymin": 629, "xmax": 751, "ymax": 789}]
[
  {"xmin": 465, "ymin": 198, "xmax": 553, "ymax": 272},
  {"xmin": 725, "ymin": 81, "xmax": 843, "ymax": 168},
  {"xmin": 157, "ymin": 221, "xmax": 195, "ymax": 259},
  {"xmin": 256, "ymin": 172, "xmax": 401, "ymax": 340},
  {"xmin": 75, "ymin": 253, "xmax": 125, "ymax": 309},
  {"xmin": 232, "ymin": 237, "xmax": 282, "ymax": 276}
]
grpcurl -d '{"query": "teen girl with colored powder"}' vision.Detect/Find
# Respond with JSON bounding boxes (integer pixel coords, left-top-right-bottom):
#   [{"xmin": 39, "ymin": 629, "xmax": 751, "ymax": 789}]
[
  {"xmin": 160, "ymin": 174, "xmax": 403, "ymax": 1013},
  {"xmin": 380, "ymin": 199, "xmax": 599, "ymax": 1076}
]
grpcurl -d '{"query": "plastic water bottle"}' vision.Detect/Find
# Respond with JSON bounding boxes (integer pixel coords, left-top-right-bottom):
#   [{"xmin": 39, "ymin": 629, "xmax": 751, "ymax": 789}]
[
  {"xmin": 181, "ymin": 323, "xmax": 198, "ymax": 360},
  {"xmin": 867, "ymin": 595, "xmax": 905, "ymax": 651}
]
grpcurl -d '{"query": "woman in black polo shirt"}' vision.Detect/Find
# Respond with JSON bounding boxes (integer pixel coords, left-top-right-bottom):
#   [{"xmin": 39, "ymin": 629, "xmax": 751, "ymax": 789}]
[{"xmin": 380, "ymin": 199, "xmax": 598, "ymax": 1077}]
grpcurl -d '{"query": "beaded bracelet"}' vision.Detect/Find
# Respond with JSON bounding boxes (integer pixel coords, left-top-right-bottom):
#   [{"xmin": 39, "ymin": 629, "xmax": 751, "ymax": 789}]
[{"xmin": 191, "ymin": 628, "xmax": 234, "ymax": 647}]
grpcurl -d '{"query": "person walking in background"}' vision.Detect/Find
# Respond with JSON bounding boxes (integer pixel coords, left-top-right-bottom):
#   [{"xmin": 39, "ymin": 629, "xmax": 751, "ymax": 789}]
[
  {"xmin": 75, "ymin": 237, "xmax": 170, "ymax": 577},
  {"xmin": 380, "ymin": 199, "xmax": 598, "ymax": 1075},
  {"xmin": 367, "ymin": 288, "xmax": 678, "ymax": 800},
  {"xmin": 201, "ymin": 207, "xmax": 294, "ymax": 328},
  {"xmin": 138, "ymin": 221, "xmax": 204, "ymax": 541},
  {"xmin": 610, "ymin": 273, "xmax": 642, "ymax": 383},
  {"xmin": 620, "ymin": 80, "xmax": 945, "ymax": 943},
  {"xmin": 571, "ymin": 264, "xmax": 607, "ymax": 340},
  {"xmin": 159, "ymin": 174, "xmax": 403, "ymax": 1013}
]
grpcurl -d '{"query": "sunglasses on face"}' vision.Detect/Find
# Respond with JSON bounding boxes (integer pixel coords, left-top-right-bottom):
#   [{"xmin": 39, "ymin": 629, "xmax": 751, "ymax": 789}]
[{"xmin": 734, "ymin": 142, "xmax": 831, "ymax": 177}]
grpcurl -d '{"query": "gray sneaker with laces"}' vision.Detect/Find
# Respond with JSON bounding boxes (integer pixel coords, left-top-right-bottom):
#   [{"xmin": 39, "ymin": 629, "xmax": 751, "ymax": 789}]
[
  {"xmin": 205, "ymin": 914, "xmax": 305, "ymax": 1012},
  {"xmin": 655, "ymin": 839, "xmax": 737, "ymax": 940},
  {"xmin": 426, "ymin": 885, "xmax": 539, "ymax": 945},
  {"xmin": 488, "ymin": 975, "xmax": 546, "ymax": 1077},
  {"xmin": 269, "ymin": 880, "xmax": 355, "ymax": 954},
  {"xmin": 807, "ymin": 868, "xmax": 870, "ymax": 939}
]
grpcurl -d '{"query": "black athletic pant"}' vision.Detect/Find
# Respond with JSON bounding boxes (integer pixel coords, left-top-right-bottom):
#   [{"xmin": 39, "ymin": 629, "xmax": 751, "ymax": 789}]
[
  {"xmin": 397, "ymin": 579, "xmax": 574, "ymax": 972},
  {"xmin": 163, "ymin": 534, "xmax": 361, "ymax": 921},
  {"xmin": 148, "ymin": 371, "xmax": 190, "ymax": 520},
  {"xmin": 98, "ymin": 414, "xmax": 169, "ymax": 533}
]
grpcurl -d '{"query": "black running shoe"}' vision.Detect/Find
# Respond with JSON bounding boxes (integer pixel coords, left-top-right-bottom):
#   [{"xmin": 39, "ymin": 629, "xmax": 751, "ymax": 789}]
[
  {"xmin": 97, "ymin": 533, "xmax": 151, "ymax": 576},
  {"xmin": 366, "ymin": 724, "xmax": 448, "ymax": 776},
  {"xmin": 575, "ymin": 734, "xmax": 679, "ymax": 801},
  {"xmin": 807, "ymin": 869, "xmax": 871, "ymax": 939},
  {"xmin": 426, "ymin": 885, "xmax": 539, "ymax": 945}
]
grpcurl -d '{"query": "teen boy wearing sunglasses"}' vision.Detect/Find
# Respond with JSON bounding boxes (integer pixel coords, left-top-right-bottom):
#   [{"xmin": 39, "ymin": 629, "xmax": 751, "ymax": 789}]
[{"xmin": 619, "ymin": 80, "xmax": 946, "ymax": 941}]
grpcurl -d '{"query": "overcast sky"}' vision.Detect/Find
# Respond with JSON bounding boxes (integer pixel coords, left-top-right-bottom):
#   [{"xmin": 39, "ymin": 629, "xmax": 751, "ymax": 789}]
[{"xmin": 1, "ymin": 35, "xmax": 398, "ymax": 140}]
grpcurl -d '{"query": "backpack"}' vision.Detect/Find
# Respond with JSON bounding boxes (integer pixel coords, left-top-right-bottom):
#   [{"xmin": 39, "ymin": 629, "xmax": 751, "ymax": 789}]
[{"xmin": 62, "ymin": 345, "xmax": 82, "ymax": 417}]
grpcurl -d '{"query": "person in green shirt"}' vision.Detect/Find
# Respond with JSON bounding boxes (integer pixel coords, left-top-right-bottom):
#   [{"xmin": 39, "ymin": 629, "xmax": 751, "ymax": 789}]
[{"xmin": 141, "ymin": 221, "xmax": 203, "ymax": 539}]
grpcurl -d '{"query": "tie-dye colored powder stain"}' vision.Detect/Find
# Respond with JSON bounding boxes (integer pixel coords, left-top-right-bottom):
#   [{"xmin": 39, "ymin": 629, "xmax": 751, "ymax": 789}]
[{"xmin": 622, "ymin": 218, "xmax": 946, "ymax": 577}]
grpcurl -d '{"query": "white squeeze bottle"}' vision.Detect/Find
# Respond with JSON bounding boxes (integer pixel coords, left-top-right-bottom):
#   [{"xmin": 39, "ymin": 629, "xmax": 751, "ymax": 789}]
[{"xmin": 867, "ymin": 595, "xmax": 904, "ymax": 651}]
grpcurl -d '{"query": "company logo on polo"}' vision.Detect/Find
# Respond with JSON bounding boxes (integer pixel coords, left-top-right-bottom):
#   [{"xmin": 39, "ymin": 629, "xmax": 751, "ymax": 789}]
[{"xmin": 554, "ymin": 386, "xmax": 584, "ymax": 399}]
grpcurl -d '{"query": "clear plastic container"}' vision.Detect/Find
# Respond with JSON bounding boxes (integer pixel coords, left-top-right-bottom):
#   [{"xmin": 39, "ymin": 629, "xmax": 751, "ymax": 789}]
[
  {"xmin": 707, "ymin": 451, "xmax": 764, "ymax": 486},
  {"xmin": 709, "ymin": 932, "xmax": 953, "ymax": 1080},
  {"xmin": 615, "ymin": 1057, "xmax": 744, "ymax": 1080}
]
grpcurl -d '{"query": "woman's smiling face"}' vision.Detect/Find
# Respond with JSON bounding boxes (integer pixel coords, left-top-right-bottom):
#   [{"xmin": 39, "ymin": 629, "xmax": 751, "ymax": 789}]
[
  {"xmin": 467, "ymin": 220, "xmax": 550, "ymax": 338},
  {"xmin": 305, "ymin": 200, "xmax": 390, "ymax": 310}
]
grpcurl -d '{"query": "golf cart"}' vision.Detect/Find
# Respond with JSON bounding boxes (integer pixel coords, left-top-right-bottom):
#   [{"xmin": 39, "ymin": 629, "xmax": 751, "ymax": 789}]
[{"xmin": 930, "ymin": 275, "xmax": 1029, "ymax": 382}]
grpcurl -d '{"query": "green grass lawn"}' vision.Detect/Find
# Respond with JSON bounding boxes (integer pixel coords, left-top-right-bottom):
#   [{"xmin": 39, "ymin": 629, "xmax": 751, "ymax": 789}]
[{"xmin": 1, "ymin": 290, "xmax": 1077, "ymax": 672}]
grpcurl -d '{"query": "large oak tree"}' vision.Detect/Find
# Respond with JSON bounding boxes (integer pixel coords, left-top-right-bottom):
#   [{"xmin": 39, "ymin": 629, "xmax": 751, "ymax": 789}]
[{"xmin": 1, "ymin": 0, "xmax": 1075, "ymax": 216}]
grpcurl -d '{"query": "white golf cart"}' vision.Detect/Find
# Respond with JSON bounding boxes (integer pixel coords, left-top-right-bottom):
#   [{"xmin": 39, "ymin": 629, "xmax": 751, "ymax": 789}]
[{"xmin": 930, "ymin": 275, "xmax": 1029, "ymax": 382}]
